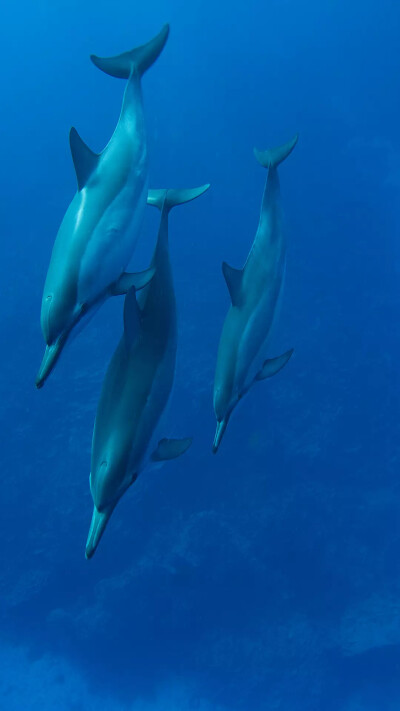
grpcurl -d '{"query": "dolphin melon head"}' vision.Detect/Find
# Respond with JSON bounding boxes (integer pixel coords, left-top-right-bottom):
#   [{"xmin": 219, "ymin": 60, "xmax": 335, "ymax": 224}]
[
  {"xmin": 40, "ymin": 291, "xmax": 76, "ymax": 346},
  {"xmin": 35, "ymin": 291, "xmax": 84, "ymax": 388},
  {"xmin": 90, "ymin": 443, "xmax": 136, "ymax": 514},
  {"xmin": 86, "ymin": 453, "xmax": 138, "ymax": 559}
]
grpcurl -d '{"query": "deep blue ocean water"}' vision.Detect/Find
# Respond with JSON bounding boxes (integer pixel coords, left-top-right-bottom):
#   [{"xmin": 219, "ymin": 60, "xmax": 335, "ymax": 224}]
[{"xmin": 1, "ymin": 0, "xmax": 400, "ymax": 708}]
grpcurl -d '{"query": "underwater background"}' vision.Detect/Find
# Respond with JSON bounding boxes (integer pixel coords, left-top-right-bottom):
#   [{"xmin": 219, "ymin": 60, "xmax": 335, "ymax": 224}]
[{"xmin": 1, "ymin": 0, "xmax": 400, "ymax": 708}]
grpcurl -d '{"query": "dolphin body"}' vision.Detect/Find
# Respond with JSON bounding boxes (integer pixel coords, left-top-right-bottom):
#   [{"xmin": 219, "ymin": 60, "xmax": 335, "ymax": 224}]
[
  {"xmin": 86, "ymin": 184, "xmax": 210, "ymax": 559},
  {"xmin": 212, "ymin": 136, "xmax": 298, "ymax": 453},
  {"xmin": 36, "ymin": 25, "xmax": 170, "ymax": 388}
]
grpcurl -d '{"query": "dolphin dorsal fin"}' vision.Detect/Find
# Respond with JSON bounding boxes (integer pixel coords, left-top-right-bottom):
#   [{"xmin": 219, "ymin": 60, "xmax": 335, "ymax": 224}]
[
  {"xmin": 151, "ymin": 437, "xmax": 192, "ymax": 461},
  {"xmin": 69, "ymin": 127, "xmax": 100, "ymax": 191},
  {"xmin": 123, "ymin": 288, "xmax": 142, "ymax": 351},
  {"xmin": 222, "ymin": 262, "xmax": 243, "ymax": 307}
]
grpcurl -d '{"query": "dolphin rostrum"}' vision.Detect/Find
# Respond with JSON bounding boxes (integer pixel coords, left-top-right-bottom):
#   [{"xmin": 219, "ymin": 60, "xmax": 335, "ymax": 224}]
[
  {"xmin": 85, "ymin": 183, "xmax": 210, "ymax": 558},
  {"xmin": 212, "ymin": 135, "xmax": 298, "ymax": 453},
  {"xmin": 36, "ymin": 25, "xmax": 170, "ymax": 388}
]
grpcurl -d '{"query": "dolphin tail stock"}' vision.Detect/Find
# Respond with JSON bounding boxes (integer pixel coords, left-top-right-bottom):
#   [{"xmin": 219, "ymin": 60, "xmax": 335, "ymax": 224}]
[
  {"xmin": 85, "ymin": 505, "xmax": 114, "ymax": 559},
  {"xmin": 147, "ymin": 184, "xmax": 210, "ymax": 213},
  {"xmin": 90, "ymin": 24, "xmax": 170, "ymax": 79},
  {"xmin": 254, "ymin": 134, "xmax": 298, "ymax": 169},
  {"xmin": 123, "ymin": 286, "xmax": 146, "ymax": 352}
]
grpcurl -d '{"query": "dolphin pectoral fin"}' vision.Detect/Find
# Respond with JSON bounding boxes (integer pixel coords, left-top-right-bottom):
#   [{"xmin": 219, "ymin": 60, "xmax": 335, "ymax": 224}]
[
  {"xmin": 254, "ymin": 135, "xmax": 298, "ymax": 169},
  {"xmin": 85, "ymin": 506, "xmax": 113, "ymax": 559},
  {"xmin": 211, "ymin": 351, "xmax": 293, "ymax": 454},
  {"xmin": 35, "ymin": 341, "xmax": 64, "ymax": 389},
  {"xmin": 111, "ymin": 267, "xmax": 155, "ymax": 296},
  {"xmin": 151, "ymin": 437, "xmax": 192, "ymax": 462},
  {"xmin": 69, "ymin": 127, "xmax": 100, "ymax": 190},
  {"xmin": 222, "ymin": 261, "xmax": 243, "ymax": 307},
  {"xmin": 212, "ymin": 419, "xmax": 229, "ymax": 454},
  {"xmin": 90, "ymin": 24, "xmax": 169, "ymax": 79},
  {"xmin": 255, "ymin": 349, "xmax": 294, "ymax": 381},
  {"xmin": 123, "ymin": 288, "xmax": 142, "ymax": 351}
]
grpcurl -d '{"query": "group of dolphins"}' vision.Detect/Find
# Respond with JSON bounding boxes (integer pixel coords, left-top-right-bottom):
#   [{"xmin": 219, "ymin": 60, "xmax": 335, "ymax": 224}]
[{"xmin": 35, "ymin": 24, "xmax": 298, "ymax": 559}]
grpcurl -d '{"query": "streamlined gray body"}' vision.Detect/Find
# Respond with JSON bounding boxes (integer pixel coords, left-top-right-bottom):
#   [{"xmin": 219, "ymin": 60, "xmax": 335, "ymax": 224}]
[
  {"xmin": 36, "ymin": 25, "xmax": 169, "ymax": 388},
  {"xmin": 86, "ymin": 185, "xmax": 209, "ymax": 558},
  {"xmin": 213, "ymin": 136, "xmax": 298, "ymax": 452}
]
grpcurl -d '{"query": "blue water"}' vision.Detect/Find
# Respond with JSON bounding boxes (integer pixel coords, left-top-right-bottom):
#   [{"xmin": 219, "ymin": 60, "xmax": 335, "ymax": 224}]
[{"xmin": 1, "ymin": 0, "xmax": 400, "ymax": 708}]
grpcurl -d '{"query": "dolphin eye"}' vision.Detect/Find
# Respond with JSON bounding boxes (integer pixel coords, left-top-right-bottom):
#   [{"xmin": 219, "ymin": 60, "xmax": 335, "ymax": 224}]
[{"xmin": 46, "ymin": 294, "xmax": 52, "ymax": 302}]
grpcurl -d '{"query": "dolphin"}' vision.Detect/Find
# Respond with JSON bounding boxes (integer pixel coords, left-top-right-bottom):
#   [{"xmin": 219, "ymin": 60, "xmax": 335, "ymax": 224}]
[
  {"xmin": 36, "ymin": 25, "xmax": 170, "ymax": 388},
  {"xmin": 85, "ymin": 183, "xmax": 210, "ymax": 558},
  {"xmin": 212, "ymin": 135, "xmax": 298, "ymax": 453}
]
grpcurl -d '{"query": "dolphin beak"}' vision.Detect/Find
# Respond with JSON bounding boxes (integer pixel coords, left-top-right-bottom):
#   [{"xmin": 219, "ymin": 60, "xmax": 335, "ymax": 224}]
[
  {"xmin": 85, "ymin": 505, "xmax": 113, "ymax": 559},
  {"xmin": 212, "ymin": 418, "xmax": 228, "ymax": 454},
  {"xmin": 35, "ymin": 342, "xmax": 64, "ymax": 389}
]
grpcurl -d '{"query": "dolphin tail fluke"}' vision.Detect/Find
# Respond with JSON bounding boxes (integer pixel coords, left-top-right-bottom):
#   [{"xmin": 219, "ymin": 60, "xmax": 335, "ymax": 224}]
[
  {"xmin": 147, "ymin": 184, "xmax": 210, "ymax": 213},
  {"xmin": 111, "ymin": 266, "xmax": 155, "ymax": 295},
  {"xmin": 90, "ymin": 24, "xmax": 169, "ymax": 79},
  {"xmin": 254, "ymin": 134, "xmax": 298, "ymax": 169},
  {"xmin": 85, "ymin": 506, "xmax": 112, "ymax": 559}
]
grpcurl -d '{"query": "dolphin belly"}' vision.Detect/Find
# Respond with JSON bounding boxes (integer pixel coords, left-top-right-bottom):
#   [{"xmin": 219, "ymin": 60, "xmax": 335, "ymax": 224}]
[
  {"xmin": 126, "ymin": 343, "xmax": 176, "ymax": 474},
  {"xmin": 77, "ymin": 177, "xmax": 148, "ymax": 304},
  {"xmin": 235, "ymin": 274, "xmax": 284, "ymax": 392},
  {"xmin": 40, "ymin": 192, "xmax": 92, "ymax": 334},
  {"xmin": 91, "ymin": 333, "xmax": 175, "ymax": 507}
]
